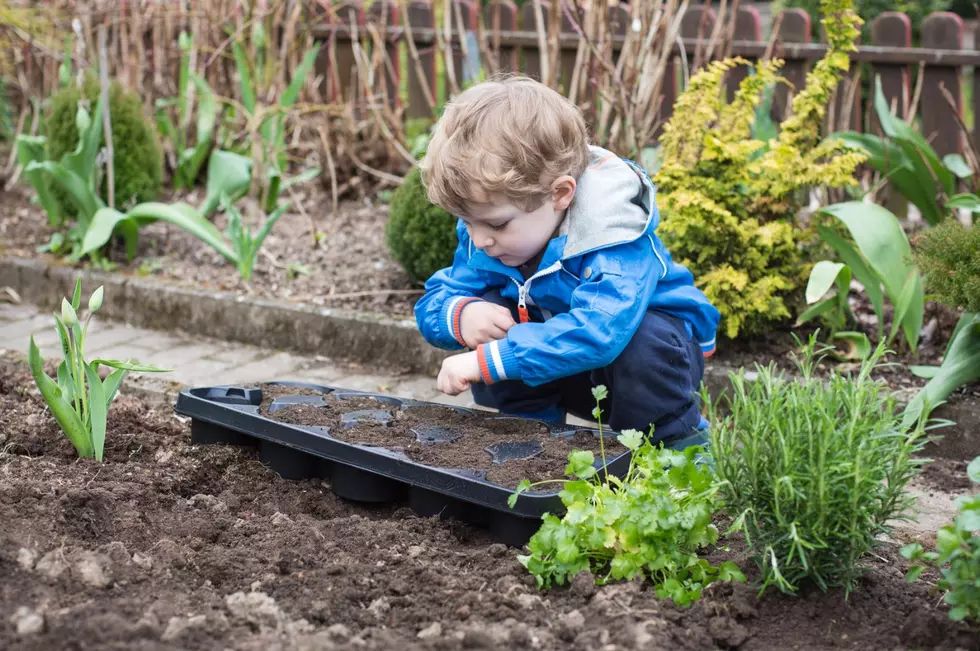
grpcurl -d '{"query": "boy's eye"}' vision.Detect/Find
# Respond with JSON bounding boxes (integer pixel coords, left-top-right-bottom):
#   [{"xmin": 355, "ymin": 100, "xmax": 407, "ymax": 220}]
[{"xmin": 490, "ymin": 222, "xmax": 507, "ymax": 231}]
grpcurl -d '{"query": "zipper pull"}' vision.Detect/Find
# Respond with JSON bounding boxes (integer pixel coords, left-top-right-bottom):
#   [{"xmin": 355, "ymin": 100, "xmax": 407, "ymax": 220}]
[{"xmin": 517, "ymin": 284, "xmax": 530, "ymax": 323}]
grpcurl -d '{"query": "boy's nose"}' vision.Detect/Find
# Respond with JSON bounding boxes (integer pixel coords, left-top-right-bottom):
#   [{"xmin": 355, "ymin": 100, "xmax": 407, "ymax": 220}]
[{"xmin": 473, "ymin": 232, "xmax": 494, "ymax": 250}]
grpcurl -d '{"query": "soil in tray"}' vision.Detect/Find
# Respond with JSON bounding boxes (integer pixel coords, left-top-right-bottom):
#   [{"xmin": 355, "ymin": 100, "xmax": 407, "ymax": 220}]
[
  {"xmin": 259, "ymin": 389, "xmax": 624, "ymax": 488},
  {"xmin": 1, "ymin": 360, "xmax": 977, "ymax": 651}
]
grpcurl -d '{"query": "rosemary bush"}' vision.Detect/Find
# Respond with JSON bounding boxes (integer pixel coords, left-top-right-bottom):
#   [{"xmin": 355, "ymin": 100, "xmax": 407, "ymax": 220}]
[{"xmin": 706, "ymin": 337, "xmax": 928, "ymax": 595}]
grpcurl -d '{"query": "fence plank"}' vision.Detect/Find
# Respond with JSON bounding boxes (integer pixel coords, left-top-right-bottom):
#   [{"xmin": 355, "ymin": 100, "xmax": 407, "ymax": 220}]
[
  {"xmin": 870, "ymin": 12, "xmax": 911, "ymax": 135},
  {"xmin": 406, "ymin": 0, "xmax": 436, "ymax": 119},
  {"xmin": 921, "ymin": 12, "xmax": 964, "ymax": 156},
  {"xmin": 725, "ymin": 6, "xmax": 762, "ymax": 100},
  {"xmin": 483, "ymin": 1, "xmax": 519, "ymax": 75},
  {"xmin": 368, "ymin": 0, "xmax": 400, "ymax": 109},
  {"xmin": 773, "ymin": 9, "xmax": 811, "ymax": 121}
]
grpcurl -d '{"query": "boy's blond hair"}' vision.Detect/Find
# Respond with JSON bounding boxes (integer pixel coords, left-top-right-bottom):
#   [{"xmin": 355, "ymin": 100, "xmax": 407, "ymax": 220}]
[{"xmin": 419, "ymin": 75, "xmax": 590, "ymax": 217}]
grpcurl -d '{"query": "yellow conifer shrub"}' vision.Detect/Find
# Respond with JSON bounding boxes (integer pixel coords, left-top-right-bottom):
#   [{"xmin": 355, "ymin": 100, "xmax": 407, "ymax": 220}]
[{"xmin": 655, "ymin": 0, "xmax": 866, "ymax": 339}]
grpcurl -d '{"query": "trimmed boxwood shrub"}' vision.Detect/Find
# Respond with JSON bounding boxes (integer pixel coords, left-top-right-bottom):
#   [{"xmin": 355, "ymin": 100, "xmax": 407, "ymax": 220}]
[
  {"xmin": 385, "ymin": 166, "xmax": 458, "ymax": 285},
  {"xmin": 45, "ymin": 75, "xmax": 162, "ymax": 212}
]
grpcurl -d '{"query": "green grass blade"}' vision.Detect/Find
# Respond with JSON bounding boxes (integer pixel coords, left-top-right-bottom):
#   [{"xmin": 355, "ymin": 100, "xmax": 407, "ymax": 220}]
[
  {"xmin": 63, "ymin": 97, "xmax": 105, "ymax": 187},
  {"xmin": 101, "ymin": 367, "xmax": 127, "ymax": 406},
  {"xmin": 942, "ymin": 153, "xmax": 972, "ymax": 180},
  {"xmin": 84, "ymin": 363, "xmax": 107, "ymax": 461},
  {"xmin": 903, "ymin": 316, "xmax": 980, "ymax": 428},
  {"xmin": 280, "ymin": 43, "xmax": 321, "ymax": 111},
  {"xmin": 28, "ymin": 336, "xmax": 93, "ymax": 458},
  {"xmin": 253, "ymin": 201, "xmax": 290, "ymax": 254},
  {"xmin": 201, "ymin": 150, "xmax": 253, "ymax": 218},
  {"xmin": 16, "ymin": 135, "xmax": 62, "ymax": 226},
  {"xmin": 816, "ymin": 225, "xmax": 885, "ymax": 334},
  {"xmin": 232, "ymin": 41, "xmax": 256, "ymax": 115},
  {"xmin": 56, "ymin": 360, "xmax": 75, "ymax": 404},
  {"xmin": 806, "ymin": 261, "xmax": 848, "ymax": 304},
  {"xmin": 819, "ymin": 202, "xmax": 922, "ymax": 345},
  {"xmin": 92, "ymin": 358, "xmax": 171, "ymax": 373},
  {"xmin": 70, "ymin": 278, "xmax": 82, "ymax": 312},
  {"xmin": 945, "ymin": 193, "xmax": 980, "ymax": 212},
  {"xmin": 25, "ymin": 161, "xmax": 103, "ymax": 223}
]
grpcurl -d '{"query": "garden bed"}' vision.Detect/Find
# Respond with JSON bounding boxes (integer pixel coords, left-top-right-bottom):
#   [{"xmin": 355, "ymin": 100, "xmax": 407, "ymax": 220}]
[
  {"xmin": 0, "ymin": 184, "xmax": 420, "ymax": 317},
  {"xmin": 1, "ymin": 362, "xmax": 977, "ymax": 650},
  {"xmin": 0, "ymin": 182, "xmax": 965, "ymax": 382}
]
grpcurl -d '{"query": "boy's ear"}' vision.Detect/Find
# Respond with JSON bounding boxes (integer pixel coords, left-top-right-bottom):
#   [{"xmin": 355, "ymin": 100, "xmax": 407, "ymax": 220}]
[{"xmin": 551, "ymin": 175, "xmax": 576, "ymax": 211}]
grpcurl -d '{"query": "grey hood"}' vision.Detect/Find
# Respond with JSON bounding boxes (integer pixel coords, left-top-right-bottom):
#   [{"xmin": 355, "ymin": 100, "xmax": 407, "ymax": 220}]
[{"xmin": 559, "ymin": 145, "xmax": 657, "ymax": 259}]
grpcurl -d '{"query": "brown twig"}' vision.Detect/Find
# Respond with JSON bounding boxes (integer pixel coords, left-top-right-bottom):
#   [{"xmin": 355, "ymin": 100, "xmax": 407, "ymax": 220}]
[
  {"xmin": 399, "ymin": 0, "xmax": 436, "ymax": 114},
  {"xmin": 98, "ymin": 23, "xmax": 115, "ymax": 209},
  {"xmin": 316, "ymin": 124, "xmax": 340, "ymax": 220},
  {"xmin": 938, "ymin": 81, "xmax": 980, "ymax": 175}
]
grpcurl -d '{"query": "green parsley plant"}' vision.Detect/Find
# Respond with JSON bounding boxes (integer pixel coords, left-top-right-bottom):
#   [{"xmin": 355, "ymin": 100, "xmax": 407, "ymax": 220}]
[{"xmin": 509, "ymin": 386, "xmax": 744, "ymax": 606}]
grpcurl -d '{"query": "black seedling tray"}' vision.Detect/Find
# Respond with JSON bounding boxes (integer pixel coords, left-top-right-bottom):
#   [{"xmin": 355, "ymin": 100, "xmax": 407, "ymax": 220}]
[{"xmin": 173, "ymin": 381, "xmax": 634, "ymax": 546}]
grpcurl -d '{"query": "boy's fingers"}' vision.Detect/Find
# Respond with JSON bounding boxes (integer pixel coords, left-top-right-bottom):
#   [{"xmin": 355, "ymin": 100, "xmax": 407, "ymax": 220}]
[
  {"xmin": 493, "ymin": 312, "xmax": 517, "ymax": 329},
  {"xmin": 494, "ymin": 304, "xmax": 517, "ymax": 321},
  {"xmin": 488, "ymin": 325, "xmax": 509, "ymax": 340}
]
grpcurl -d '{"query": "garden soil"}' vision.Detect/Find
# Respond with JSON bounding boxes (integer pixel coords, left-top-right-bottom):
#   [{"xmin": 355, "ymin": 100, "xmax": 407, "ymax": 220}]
[
  {"xmin": 260, "ymin": 390, "xmax": 624, "ymax": 489},
  {"xmin": 2, "ymin": 363, "xmax": 977, "ymax": 651}
]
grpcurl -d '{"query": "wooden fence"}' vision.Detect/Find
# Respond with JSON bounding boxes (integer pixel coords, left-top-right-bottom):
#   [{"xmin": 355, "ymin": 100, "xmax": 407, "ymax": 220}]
[
  {"xmin": 315, "ymin": 3, "xmax": 980, "ymax": 157},
  {"xmin": 6, "ymin": 2, "xmax": 980, "ymax": 157}
]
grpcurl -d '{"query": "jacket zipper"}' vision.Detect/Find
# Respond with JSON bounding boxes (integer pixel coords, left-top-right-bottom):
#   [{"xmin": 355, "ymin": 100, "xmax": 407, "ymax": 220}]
[{"xmin": 512, "ymin": 262, "xmax": 562, "ymax": 323}]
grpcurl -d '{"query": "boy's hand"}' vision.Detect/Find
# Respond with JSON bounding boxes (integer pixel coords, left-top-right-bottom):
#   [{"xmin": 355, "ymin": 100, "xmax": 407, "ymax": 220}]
[
  {"xmin": 437, "ymin": 351, "xmax": 481, "ymax": 396},
  {"xmin": 460, "ymin": 302, "xmax": 517, "ymax": 348}
]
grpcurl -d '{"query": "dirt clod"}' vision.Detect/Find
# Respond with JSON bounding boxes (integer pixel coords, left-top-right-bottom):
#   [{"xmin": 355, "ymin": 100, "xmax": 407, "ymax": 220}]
[
  {"xmin": 10, "ymin": 607, "xmax": 44, "ymax": 636},
  {"xmin": 417, "ymin": 622, "xmax": 443, "ymax": 639},
  {"xmin": 73, "ymin": 551, "xmax": 113, "ymax": 588},
  {"xmin": 15, "ymin": 548, "xmax": 36, "ymax": 571},
  {"xmin": 34, "ymin": 550, "xmax": 68, "ymax": 582}
]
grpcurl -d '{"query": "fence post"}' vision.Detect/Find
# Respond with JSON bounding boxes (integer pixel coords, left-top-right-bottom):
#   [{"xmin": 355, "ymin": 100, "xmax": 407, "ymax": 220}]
[
  {"xmin": 725, "ymin": 6, "xmax": 762, "ymax": 101},
  {"xmin": 772, "ymin": 9, "xmax": 810, "ymax": 122},
  {"xmin": 921, "ymin": 12, "xmax": 964, "ymax": 156},
  {"xmin": 483, "ymin": 1, "xmax": 519, "ymax": 75},
  {"xmin": 870, "ymin": 12, "xmax": 912, "ymax": 135},
  {"xmin": 406, "ymin": 0, "xmax": 436, "ymax": 119}
]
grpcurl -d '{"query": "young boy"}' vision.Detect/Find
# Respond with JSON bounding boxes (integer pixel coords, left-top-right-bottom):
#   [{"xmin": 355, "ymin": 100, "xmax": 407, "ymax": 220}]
[{"xmin": 413, "ymin": 75, "xmax": 719, "ymax": 448}]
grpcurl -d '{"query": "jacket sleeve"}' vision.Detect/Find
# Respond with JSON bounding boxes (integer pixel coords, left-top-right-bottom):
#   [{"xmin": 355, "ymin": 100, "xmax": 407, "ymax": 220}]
[
  {"xmin": 475, "ymin": 236, "xmax": 664, "ymax": 387},
  {"xmin": 414, "ymin": 222, "xmax": 501, "ymax": 350}
]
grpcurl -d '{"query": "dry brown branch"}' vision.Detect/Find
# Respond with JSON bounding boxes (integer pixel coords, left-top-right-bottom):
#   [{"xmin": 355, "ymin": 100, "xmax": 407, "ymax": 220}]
[
  {"xmin": 400, "ymin": 0, "xmax": 436, "ymax": 114},
  {"xmin": 939, "ymin": 81, "xmax": 980, "ymax": 174}
]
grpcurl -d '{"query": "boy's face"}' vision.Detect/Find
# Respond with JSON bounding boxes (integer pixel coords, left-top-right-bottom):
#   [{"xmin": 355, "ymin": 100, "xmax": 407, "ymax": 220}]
[{"xmin": 461, "ymin": 177, "xmax": 576, "ymax": 268}]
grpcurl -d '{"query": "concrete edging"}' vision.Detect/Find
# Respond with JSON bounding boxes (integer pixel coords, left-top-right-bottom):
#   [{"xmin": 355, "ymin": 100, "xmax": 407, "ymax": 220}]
[
  {"xmin": 0, "ymin": 256, "xmax": 451, "ymax": 376},
  {"xmin": 1, "ymin": 255, "xmax": 977, "ymax": 453}
]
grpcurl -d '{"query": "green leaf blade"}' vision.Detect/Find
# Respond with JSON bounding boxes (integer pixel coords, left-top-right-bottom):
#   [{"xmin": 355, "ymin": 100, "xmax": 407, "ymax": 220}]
[
  {"xmin": 84, "ymin": 363, "xmax": 107, "ymax": 462},
  {"xmin": 28, "ymin": 336, "xmax": 93, "ymax": 458}
]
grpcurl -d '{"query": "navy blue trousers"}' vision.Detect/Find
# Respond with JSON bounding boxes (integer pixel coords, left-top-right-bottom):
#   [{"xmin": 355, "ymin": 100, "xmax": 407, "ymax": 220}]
[{"xmin": 470, "ymin": 292, "xmax": 708, "ymax": 447}]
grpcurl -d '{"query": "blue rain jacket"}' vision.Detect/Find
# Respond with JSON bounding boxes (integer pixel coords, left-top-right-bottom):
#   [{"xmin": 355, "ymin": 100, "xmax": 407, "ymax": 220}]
[{"xmin": 414, "ymin": 146, "xmax": 720, "ymax": 387}]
